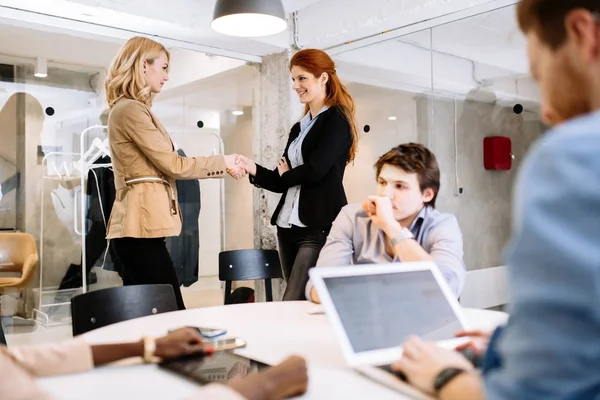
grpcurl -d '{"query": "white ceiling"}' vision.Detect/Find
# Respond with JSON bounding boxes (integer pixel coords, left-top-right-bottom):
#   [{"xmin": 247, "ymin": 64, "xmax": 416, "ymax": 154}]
[
  {"xmin": 0, "ymin": 0, "xmax": 325, "ymax": 60},
  {"xmin": 398, "ymin": 5, "xmax": 528, "ymax": 75},
  {"xmin": 332, "ymin": 4, "xmax": 537, "ymax": 103},
  {"xmin": 0, "ymin": 0, "xmax": 521, "ymax": 59},
  {"xmin": 0, "ymin": 23, "xmax": 119, "ymax": 71},
  {"xmin": 0, "ymin": 0, "xmax": 537, "ymax": 106}
]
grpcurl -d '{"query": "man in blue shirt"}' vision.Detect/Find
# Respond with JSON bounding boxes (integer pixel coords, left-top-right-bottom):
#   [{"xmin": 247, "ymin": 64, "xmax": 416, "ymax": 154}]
[
  {"xmin": 307, "ymin": 143, "xmax": 466, "ymax": 301},
  {"xmin": 390, "ymin": 2, "xmax": 600, "ymax": 399}
]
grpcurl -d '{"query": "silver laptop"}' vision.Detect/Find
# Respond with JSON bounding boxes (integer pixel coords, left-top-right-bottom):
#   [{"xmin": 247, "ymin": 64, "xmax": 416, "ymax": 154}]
[{"xmin": 309, "ymin": 262, "xmax": 470, "ymax": 399}]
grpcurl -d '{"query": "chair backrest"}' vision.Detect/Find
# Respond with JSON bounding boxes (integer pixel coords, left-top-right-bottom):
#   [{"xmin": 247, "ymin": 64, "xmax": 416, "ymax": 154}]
[
  {"xmin": 460, "ymin": 266, "xmax": 509, "ymax": 309},
  {"xmin": 219, "ymin": 250, "xmax": 283, "ymax": 281},
  {"xmin": 0, "ymin": 232, "xmax": 37, "ymax": 266},
  {"xmin": 0, "ymin": 232, "xmax": 38, "ymax": 290},
  {"xmin": 70, "ymin": 284, "xmax": 178, "ymax": 336}
]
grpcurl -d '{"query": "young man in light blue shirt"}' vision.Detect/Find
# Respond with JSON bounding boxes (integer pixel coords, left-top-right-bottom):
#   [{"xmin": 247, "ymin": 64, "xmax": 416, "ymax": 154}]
[
  {"xmin": 390, "ymin": 2, "xmax": 600, "ymax": 400},
  {"xmin": 307, "ymin": 143, "xmax": 466, "ymax": 302}
]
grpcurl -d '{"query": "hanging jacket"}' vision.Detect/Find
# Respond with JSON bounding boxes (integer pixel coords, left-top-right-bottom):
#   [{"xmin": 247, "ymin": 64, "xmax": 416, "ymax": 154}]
[{"xmin": 165, "ymin": 149, "xmax": 201, "ymax": 287}]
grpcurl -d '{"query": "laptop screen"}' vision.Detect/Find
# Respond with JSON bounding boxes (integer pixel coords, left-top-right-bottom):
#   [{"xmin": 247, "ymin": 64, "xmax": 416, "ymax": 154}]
[{"xmin": 322, "ymin": 270, "xmax": 463, "ymax": 353}]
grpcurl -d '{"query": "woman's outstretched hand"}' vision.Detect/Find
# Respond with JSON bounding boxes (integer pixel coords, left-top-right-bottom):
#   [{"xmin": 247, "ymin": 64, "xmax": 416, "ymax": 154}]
[{"xmin": 237, "ymin": 155, "xmax": 257, "ymax": 176}]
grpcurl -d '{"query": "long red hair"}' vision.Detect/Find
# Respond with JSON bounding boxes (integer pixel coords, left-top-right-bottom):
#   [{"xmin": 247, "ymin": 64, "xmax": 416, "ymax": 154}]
[{"xmin": 290, "ymin": 49, "xmax": 358, "ymax": 163}]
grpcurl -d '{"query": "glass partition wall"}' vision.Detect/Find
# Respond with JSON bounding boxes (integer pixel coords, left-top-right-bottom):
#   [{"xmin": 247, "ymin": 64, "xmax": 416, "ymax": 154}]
[
  {"xmin": 0, "ymin": 23, "xmax": 256, "ymax": 326},
  {"xmin": 334, "ymin": 29, "xmax": 434, "ymax": 204},
  {"xmin": 429, "ymin": 5, "xmax": 543, "ymax": 270},
  {"xmin": 0, "ymin": 3, "xmax": 543, "ymax": 330},
  {"xmin": 333, "ymin": 4, "xmax": 543, "ymax": 272}
]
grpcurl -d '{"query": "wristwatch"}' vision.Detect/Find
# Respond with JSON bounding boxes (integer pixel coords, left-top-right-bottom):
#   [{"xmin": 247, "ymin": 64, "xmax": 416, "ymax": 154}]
[
  {"xmin": 390, "ymin": 228, "xmax": 414, "ymax": 247},
  {"xmin": 433, "ymin": 367, "xmax": 466, "ymax": 393}
]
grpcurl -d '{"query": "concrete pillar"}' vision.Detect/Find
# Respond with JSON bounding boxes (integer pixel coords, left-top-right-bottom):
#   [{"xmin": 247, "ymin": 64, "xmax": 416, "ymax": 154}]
[{"xmin": 251, "ymin": 51, "xmax": 303, "ymax": 301}]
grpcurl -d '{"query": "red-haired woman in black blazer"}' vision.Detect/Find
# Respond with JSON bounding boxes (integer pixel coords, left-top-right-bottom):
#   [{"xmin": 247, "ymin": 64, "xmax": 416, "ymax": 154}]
[{"xmin": 241, "ymin": 49, "xmax": 359, "ymax": 301}]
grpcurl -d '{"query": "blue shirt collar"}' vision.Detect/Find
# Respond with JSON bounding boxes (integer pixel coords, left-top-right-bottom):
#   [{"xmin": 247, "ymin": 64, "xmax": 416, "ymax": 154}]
[
  {"xmin": 409, "ymin": 205, "xmax": 430, "ymax": 234},
  {"xmin": 300, "ymin": 106, "xmax": 329, "ymax": 131}
]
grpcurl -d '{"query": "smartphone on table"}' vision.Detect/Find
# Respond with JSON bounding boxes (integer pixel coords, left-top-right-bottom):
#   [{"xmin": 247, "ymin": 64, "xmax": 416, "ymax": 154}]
[
  {"xmin": 171, "ymin": 326, "xmax": 227, "ymax": 339},
  {"xmin": 194, "ymin": 327, "xmax": 228, "ymax": 339}
]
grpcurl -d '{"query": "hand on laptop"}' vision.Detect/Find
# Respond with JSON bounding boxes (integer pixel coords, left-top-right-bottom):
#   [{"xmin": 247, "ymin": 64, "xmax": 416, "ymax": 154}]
[
  {"xmin": 455, "ymin": 329, "xmax": 491, "ymax": 355},
  {"xmin": 391, "ymin": 336, "xmax": 474, "ymax": 395}
]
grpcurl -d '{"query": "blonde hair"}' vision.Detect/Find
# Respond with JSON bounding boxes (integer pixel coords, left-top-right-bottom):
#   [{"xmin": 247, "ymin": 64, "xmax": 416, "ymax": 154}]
[{"xmin": 105, "ymin": 36, "xmax": 170, "ymax": 108}]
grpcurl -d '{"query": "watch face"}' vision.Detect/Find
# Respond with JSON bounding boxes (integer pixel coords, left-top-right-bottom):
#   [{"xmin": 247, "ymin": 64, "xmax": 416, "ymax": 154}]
[{"xmin": 391, "ymin": 229, "xmax": 413, "ymax": 246}]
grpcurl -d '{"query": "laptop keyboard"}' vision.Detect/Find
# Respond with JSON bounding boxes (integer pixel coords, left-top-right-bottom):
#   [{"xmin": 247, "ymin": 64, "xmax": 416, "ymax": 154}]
[{"xmin": 377, "ymin": 364, "xmax": 407, "ymax": 382}]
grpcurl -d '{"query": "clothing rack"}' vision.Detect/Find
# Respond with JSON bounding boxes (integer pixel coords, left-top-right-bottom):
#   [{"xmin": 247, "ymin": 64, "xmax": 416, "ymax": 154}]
[
  {"xmin": 35, "ymin": 126, "xmax": 227, "ymax": 326},
  {"xmin": 78, "ymin": 128, "xmax": 228, "ymax": 290},
  {"xmin": 79, "ymin": 125, "xmax": 110, "ymax": 294},
  {"xmin": 34, "ymin": 125, "xmax": 110, "ymax": 326},
  {"xmin": 35, "ymin": 151, "xmax": 85, "ymax": 327}
]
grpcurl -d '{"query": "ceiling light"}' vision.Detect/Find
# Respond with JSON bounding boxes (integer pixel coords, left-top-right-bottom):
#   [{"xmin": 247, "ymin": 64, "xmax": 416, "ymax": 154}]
[
  {"xmin": 232, "ymin": 110, "xmax": 244, "ymax": 116},
  {"xmin": 35, "ymin": 57, "xmax": 47, "ymax": 78},
  {"xmin": 212, "ymin": 0, "xmax": 287, "ymax": 37},
  {"xmin": 388, "ymin": 116, "xmax": 397, "ymax": 121}
]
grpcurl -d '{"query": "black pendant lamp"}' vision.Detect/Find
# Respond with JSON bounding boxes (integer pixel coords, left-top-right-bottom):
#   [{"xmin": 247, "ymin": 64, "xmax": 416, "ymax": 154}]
[{"xmin": 211, "ymin": 0, "xmax": 287, "ymax": 37}]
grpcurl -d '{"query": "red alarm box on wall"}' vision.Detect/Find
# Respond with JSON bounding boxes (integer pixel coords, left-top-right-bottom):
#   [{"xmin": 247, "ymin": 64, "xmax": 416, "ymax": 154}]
[{"xmin": 483, "ymin": 136, "xmax": 512, "ymax": 170}]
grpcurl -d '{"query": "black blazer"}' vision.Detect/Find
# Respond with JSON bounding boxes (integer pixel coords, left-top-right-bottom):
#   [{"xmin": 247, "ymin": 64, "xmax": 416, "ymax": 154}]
[{"xmin": 250, "ymin": 106, "xmax": 352, "ymax": 230}]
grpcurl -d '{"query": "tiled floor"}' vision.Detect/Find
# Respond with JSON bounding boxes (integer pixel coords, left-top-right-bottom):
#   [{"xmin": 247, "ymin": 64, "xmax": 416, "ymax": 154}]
[{"xmin": 2, "ymin": 277, "xmax": 229, "ymax": 347}]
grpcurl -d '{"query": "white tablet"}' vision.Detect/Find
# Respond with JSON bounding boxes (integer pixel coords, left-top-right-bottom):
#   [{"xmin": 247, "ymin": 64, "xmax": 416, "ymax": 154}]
[{"xmin": 309, "ymin": 262, "xmax": 470, "ymax": 367}]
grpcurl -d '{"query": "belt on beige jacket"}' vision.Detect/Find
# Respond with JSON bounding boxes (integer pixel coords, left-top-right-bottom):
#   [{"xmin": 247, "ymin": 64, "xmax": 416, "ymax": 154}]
[{"xmin": 119, "ymin": 176, "xmax": 178, "ymax": 215}]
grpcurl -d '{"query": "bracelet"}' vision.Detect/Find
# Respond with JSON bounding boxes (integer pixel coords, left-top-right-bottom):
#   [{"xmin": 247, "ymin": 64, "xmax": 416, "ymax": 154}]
[
  {"xmin": 142, "ymin": 337, "xmax": 157, "ymax": 363},
  {"xmin": 433, "ymin": 367, "xmax": 466, "ymax": 393}
]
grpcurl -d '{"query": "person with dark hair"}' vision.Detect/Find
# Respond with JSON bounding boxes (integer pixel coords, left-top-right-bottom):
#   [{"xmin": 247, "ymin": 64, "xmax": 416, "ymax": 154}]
[
  {"xmin": 239, "ymin": 49, "xmax": 360, "ymax": 301},
  {"xmin": 306, "ymin": 143, "xmax": 465, "ymax": 302},
  {"xmin": 389, "ymin": 3, "xmax": 600, "ymax": 400}
]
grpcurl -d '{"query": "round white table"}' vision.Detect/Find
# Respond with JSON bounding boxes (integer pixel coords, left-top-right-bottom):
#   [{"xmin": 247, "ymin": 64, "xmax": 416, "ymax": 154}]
[{"xmin": 39, "ymin": 301, "xmax": 508, "ymax": 400}]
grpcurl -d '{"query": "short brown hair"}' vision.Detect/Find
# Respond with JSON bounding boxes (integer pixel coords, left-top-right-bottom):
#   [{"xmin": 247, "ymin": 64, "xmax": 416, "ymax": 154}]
[
  {"xmin": 517, "ymin": 1, "xmax": 600, "ymax": 49},
  {"xmin": 374, "ymin": 143, "xmax": 440, "ymax": 208}
]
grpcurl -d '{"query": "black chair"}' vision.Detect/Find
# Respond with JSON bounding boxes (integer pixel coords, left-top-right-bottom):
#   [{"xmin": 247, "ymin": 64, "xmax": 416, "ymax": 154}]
[
  {"xmin": 70, "ymin": 284, "xmax": 178, "ymax": 336},
  {"xmin": 219, "ymin": 250, "xmax": 283, "ymax": 305}
]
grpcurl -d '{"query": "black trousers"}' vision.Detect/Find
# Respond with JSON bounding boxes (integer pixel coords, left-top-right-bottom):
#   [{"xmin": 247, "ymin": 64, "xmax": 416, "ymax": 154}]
[
  {"xmin": 0, "ymin": 318, "xmax": 6, "ymax": 346},
  {"xmin": 59, "ymin": 220, "xmax": 123, "ymax": 290},
  {"xmin": 277, "ymin": 226, "xmax": 328, "ymax": 301},
  {"xmin": 111, "ymin": 237, "xmax": 186, "ymax": 310}
]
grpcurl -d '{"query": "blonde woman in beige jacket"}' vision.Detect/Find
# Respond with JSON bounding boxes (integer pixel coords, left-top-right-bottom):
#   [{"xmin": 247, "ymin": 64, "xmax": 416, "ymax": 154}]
[
  {"xmin": 104, "ymin": 37, "xmax": 246, "ymax": 310},
  {"xmin": 0, "ymin": 328, "xmax": 308, "ymax": 399}
]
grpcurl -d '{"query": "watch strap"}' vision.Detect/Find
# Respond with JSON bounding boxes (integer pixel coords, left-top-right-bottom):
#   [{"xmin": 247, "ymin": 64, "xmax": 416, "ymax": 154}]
[
  {"xmin": 433, "ymin": 367, "xmax": 466, "ymax": 393},
  {"xmin": 390, "ymin": 228, "xmax": 414, "ymax": 247}
]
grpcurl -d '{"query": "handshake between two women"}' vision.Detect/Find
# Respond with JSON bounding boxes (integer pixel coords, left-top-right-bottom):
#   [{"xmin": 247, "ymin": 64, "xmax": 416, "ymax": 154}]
[{"xmin": 223, "ymin": 154, "xmax": 291, "ymax": 180}]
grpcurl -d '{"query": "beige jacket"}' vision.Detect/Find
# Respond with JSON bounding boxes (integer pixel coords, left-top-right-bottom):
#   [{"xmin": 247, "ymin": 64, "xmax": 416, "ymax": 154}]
[
  {"xmin": 106, "ymin": 98, "xmax": 227, "ymax": 239},
  {"xmin": 0, "ymin": 340, "xmax": 244, "ymax": 400}
]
